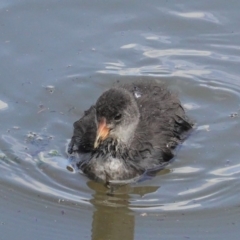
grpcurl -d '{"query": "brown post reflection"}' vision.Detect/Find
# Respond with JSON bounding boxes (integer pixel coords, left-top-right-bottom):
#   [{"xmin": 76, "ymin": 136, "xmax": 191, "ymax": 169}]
[
  {"xmin": 91, "ymin": 202, "xmax": 134, "ymax": 240},
  {"xmin": 88, "ymin": 182, "xmax": 134, "ymax": 240},
  {"xmin": 87, "ymin": 180, "xmax": 160, "ymax": 240}
]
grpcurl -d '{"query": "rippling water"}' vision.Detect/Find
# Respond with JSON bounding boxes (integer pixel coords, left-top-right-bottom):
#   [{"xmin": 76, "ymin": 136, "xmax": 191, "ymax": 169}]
[{"xmin": 1, "ymin": 0, "xmax": 240, "ymax": 239}]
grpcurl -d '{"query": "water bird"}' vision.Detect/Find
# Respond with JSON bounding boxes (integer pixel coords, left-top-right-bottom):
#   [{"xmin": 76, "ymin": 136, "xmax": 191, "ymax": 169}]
[{"xmin": 68, "ymin": 80, "xmax": 192, "ymax": 185}]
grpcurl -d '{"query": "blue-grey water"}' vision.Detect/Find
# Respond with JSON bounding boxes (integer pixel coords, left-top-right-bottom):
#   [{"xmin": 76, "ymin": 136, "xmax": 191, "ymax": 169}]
[{"xmin": 1, "ymin": 0, "xmax": 240, "ymax": 239}]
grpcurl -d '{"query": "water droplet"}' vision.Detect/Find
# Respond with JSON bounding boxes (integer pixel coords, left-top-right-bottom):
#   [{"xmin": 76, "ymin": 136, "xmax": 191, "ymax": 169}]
[
  {"xmin": 134, "ymin": 91, "xmax": 141, "ymax": 98},
  {"xmin": 133, "ymin": 86, "xmax": 141, "ymax": 98}
]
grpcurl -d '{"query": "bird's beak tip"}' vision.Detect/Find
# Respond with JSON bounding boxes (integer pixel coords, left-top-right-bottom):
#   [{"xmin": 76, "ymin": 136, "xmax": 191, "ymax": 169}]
[
  {"xmin": 94, "ymin": 140, "xmax": 99, "ymax": 149},
  {"xmin": 94, "ymin": 118, "xmax": 110, "ymax": 149}
]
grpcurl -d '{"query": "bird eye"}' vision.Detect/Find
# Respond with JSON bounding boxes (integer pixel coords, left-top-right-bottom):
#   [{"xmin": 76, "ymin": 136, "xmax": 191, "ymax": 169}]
[{"xmin": 114, "ymin": 113, "xmax": 122, "ymax": 121}]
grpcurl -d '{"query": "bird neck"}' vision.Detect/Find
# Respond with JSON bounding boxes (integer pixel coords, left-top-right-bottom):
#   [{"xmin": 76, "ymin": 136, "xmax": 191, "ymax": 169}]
[{"xmin": 96, "ymin": 138, "xmax": 129, "ymax": 159}]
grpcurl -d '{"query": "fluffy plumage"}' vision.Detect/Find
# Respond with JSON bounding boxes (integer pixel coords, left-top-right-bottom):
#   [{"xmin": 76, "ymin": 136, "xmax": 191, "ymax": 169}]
[{"xmin": 68, "ymin": 80, "xmax": 192, "ymax": 184}]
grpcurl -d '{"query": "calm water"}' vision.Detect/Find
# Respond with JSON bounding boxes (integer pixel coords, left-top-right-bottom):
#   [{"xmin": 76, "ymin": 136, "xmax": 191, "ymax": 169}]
[{"xmin": 1, "ymin": 0, "xmax": 240, "ymax": 239}]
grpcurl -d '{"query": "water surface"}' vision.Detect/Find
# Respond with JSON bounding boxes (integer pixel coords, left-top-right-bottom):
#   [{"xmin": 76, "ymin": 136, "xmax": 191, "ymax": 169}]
[{"xmin": 1, "ymin": 0, "xmax": 240, "ymax": 239}]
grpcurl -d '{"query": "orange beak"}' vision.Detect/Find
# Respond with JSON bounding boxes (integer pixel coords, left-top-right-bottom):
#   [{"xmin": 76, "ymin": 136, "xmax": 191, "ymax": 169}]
[{"xmin": 94, "ymin": 117, "xmax": 110, "ymax": 148}]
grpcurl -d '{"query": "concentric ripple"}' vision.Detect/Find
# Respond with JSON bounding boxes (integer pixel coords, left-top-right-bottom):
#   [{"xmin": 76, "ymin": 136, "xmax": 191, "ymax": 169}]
[{"xmin": 1, "ymin": 75, "xmax": 240, "ymax": 212}]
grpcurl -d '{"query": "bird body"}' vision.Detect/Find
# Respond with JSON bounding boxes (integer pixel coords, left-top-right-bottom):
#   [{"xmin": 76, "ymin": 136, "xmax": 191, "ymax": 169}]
[{"xmin": 68, "ymin": 80, "xmax": 192, "ymax": 183}]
